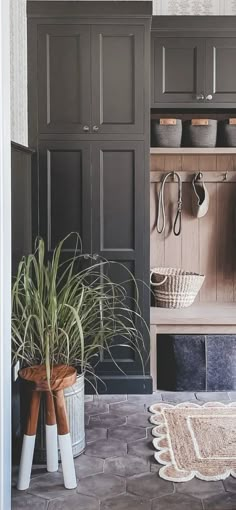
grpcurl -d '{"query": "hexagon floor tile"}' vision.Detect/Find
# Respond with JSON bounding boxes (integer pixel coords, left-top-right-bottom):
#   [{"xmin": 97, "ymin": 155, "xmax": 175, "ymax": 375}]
[
  {"xmin": 12, "ymin": 492, "xmax": 47, "ymax": 510},
  {"xmin": 101, "ymin": 493, "xmax": 151, "ymax": 510},
  {"xmin": 89, "ymin": 413, "xmax": 127, "ymax": 429},
  {"xmin": 85, "ymin": 401, "xmax": 109, "ymax": 416},
  {"xmin": 108, "ymin": 425, "xmax": 146, "ymax": 442},
  {"xmin": 161, "ymin": 392, "xmax": 197, "ymax": 403},
  {"xmin": 48, "ymin": 493, "xmax": 99, "ymax": 510},
  {"xmin": 93, "ymin": 395, "xmax": 127, "ymax": 403},
  {"xmin": 223, "ymin": 476, "xmax": 236, "ymax": 493},
  {"xmin": 77, "ymin": 473, "xmax": 125, "ymax": 500},
  {"xmin": 127, "ymin": 438, "xmax": 154, "ymax": 460},
  {"xmin": 127, "ymin": 472, "xmax": 174, "ymax": 499},
  {"xmin": 195, "ymin": 392, "xmax": 230, "ymax": 403},
  {"xmin": 27, "ymin": 472, "xmax": 77, "ymax": 500},
  {"xmin": 109, "ymin": 402, "xmax": 145, "ymax": 416},
  {"xmin": 85, "ymin": 438, "xmax": 127, "ymax": 458},
  {"xmin": 203, "ymin": 493, "xmax": 236, "ymax": 509},
  {"xmin": 175, "ymin": 478, "xmax": 225, "ymax": 499},
  {"xmin": 127, "ymin": 412, "xmax": 151, "ymax": 428},
  {"xmin": 152, "ymin": 493, "xmax": 203, "ymax": 510},
  {"xmin": 86, "ymin": 426, "xmax": 107, "ymax": 443},
  {"xmin": 74, "ymin": 454, "xmax": 104, "ymax": 478},
  {"xmin": 104, "ymin": 455, "xmax": 149, "ymax": 477}
]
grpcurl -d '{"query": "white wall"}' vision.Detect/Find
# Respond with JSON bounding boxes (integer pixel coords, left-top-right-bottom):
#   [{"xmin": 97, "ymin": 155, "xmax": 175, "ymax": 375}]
[
  {"xmin": 153, "ymin": 0, "xmax": 236, "ymax": 15},
  {"xmin": 10, "ymin": 0, "xmax": 28, "ymax": 146}
]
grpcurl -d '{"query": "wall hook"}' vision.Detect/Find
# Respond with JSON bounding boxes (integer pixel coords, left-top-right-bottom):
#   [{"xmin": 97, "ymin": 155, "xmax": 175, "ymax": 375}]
[
  {"xmin": 194, "ymin": 172, "xmax": 203, "ymax": 182},
  {"xmin": 223, "ymin": 171, "xmax": 228, "ymax": 181}
]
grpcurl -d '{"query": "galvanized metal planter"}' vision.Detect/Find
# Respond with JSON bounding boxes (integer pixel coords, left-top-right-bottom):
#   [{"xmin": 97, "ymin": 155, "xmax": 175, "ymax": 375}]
[{"xmin": 34, "ymin": 373, "xmax": 85, "ymax": 463}]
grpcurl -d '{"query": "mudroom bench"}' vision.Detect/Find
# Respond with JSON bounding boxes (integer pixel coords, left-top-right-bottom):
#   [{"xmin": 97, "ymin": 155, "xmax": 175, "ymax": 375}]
[{"xmin": 150, "ymin": 303, "xmax": 236, "ymax": 391}]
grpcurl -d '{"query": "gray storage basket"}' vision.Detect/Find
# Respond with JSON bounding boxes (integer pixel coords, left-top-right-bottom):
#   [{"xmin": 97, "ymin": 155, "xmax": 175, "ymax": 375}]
[
  {"xmin": 151, "ymin": 119, "xmax": 182, "ymax": 148},
  {"xmin": 183, "ymin": 119, "xmax": 217, "ymax": 148},
  {"xmin": 218, "ymin": 119, "xmax": 236, "ymax": 147}
]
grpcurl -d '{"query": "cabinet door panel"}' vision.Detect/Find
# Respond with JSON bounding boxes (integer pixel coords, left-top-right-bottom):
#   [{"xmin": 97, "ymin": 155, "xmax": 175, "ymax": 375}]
[
  {"xmin": 38, "ymin": 25, "xmax": 91, "ymax": 134},
  {"xmin": 39, "ymin": 142, "xmax": 91, "ymax": 255},
  {"xmin": 206, "ymin": 38, "xmax": 236, "ymax": 103},
  {"xmin": 91, "ymin": 142, "xmax": 147, "ymax": 375},
  {"xmin": 91, "ymin": 25, "xmax": 144, "ymax": 134},
  {"xmin": 152, "ymin": 37, "xmax": 205, "ymax": 106}
]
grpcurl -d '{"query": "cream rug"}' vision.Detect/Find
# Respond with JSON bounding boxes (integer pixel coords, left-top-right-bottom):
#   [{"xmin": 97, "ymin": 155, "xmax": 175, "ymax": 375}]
[{"xmin": 149, "ymin": 402, "xmax": 236, "ymax": 483}]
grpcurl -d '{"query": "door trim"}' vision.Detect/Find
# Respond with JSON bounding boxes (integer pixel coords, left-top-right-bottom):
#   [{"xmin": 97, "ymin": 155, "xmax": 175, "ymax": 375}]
[{"xmin": 0, "ymin": 0, "xmax": 12, "ymax": 506}]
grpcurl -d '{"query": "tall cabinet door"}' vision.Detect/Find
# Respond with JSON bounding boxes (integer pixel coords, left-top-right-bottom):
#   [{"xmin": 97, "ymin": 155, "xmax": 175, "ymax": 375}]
[
  {"xmin": 206, "ymin": 38, "xmax": 236, "ymax": 105},
  {"xmin": 91, "ymin": 25, "xmax": 145, "ymax": 134},
  {"xmin": 38, "ymin": 142, "xmax": 92, "ymax": 256},
  {"xmin": 38, "ymin": 25, "xmax": 91, "ymax": 134},
  {"xmin": 151, "ymin": 37, "xmax": 205, "ymax": 107},
  {"xmin": 91, "ymin": 141, "xmax": 148, "ymax": 376}
]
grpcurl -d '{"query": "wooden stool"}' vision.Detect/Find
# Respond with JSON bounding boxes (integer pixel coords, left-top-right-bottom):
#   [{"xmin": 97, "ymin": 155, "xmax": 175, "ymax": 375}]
[{"xmin": 17, "ymin": 364, "xmax": 77, "ymax": 491}]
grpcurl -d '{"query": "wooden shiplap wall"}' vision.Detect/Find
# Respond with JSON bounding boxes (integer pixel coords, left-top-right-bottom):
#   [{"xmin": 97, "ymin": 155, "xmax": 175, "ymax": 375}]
[{"xmin": 150, "ymin": 154, "xmax": 236, "ymax": 302}]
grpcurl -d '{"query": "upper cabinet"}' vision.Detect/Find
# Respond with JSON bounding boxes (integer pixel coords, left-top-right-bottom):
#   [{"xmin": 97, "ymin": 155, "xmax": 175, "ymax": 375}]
[
  {"xmin": 37, "ymin": 22, "xmax": 146, "ymax": 135},
  {"xmin": 151, "ymin": 17, "xmax": 236, "ymax": 109},
  {"xmin": 91, "ymin": 25, "xmax": 145, "ymax": 134},
  {"xmin": 38, "ymin": 25, "xmax": 91, "ymax": 135},
  {"xmin": 206, "ymin": 38, "xmax": 236, "ymax": 105},
  {"xmin": 152, "ymin": 37, "xmax": 205, "ymax": 106}
]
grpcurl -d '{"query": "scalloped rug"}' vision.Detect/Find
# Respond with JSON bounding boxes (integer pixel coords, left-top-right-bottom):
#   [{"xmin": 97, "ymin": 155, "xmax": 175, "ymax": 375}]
[{"xmin": 149, "ymin": 401, "xmax": 236, "ymax": 483}]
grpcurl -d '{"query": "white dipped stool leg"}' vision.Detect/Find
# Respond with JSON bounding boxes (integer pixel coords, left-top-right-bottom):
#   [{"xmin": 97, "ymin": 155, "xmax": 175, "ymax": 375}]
[
  {"xmin": 17, "ymin": 435, "xmax": 36, "ymax": 490},
  {"xmin": 58, "ymin": 433, "xmax": 77, "ymax": 489},
  {"xmin": 17, "ymin": 390, "xmax": 41, "ymax": 490},
  {"xmin": 54, "ymin": 389, "xmax": 77, "ymax": 489},
  {"xmin": 46, "ymin": 424, "xmax": 58, "ymax": 472},
  {"xmin": 45, "ymin": 392, "xmax": 58, "ymax": 472}
]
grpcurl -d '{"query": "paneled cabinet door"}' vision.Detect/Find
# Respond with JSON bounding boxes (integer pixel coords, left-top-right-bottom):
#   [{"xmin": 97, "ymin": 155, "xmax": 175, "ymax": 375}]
[
  {"xmin": 38, "ymin": 25, "xmax": 91, "ymax": 134},
  {"xmin": 91, "ymin": 141, "xmax": 148, "ymax": 376},
  {"xmin": 91, "ymin": 25, "xmax": 145, "ymax": 134},
  {"xmin": 151, "ymin": 37, "xmax": 205, "ymax": 107},
  {"xmin": 206, "ymin": 38, "xmax": 236, "ymax": 105},
  {"xmin": 38, "ymin": 141, "xmax": 91, "ymax": 256}
]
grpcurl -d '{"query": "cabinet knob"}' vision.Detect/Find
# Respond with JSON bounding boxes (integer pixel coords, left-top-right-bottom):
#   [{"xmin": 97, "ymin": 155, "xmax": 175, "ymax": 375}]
[
  {"xmin": 93, "ymin": 125, "xmax": 99, "ymax": 132},
  {"xmin": 196, "ymin": 93, "xmax": 204, "ymax": 101},
  {"xmin": 206, "ymin": 94, "xmax": 213, "ymax": 101},
  {"xmin": 83, "ymin": 125, "xmax": 90, "ymax": 132}
]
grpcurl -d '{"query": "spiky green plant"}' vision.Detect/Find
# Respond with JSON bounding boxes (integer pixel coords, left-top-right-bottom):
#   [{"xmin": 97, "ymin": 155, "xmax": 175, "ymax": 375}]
[{"xmin": 11, "ymin": 234, "xmax": 147, "ymax": 385}]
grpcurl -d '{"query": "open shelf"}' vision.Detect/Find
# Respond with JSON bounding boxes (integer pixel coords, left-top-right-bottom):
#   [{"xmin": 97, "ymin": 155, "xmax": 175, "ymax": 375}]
[
  {"xmin": 150, "ymin": 303, "xmax": 236, "ymax": 334},
  {"xmin": 150, "ymin": 147, "xmax": 236, "ymax": 154}
]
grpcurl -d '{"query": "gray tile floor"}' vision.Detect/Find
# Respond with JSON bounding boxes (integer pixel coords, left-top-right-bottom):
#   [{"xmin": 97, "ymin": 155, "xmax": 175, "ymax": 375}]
[{"xmin": 12, "ymin": 391, "xmax": 236, "ymax": 510}]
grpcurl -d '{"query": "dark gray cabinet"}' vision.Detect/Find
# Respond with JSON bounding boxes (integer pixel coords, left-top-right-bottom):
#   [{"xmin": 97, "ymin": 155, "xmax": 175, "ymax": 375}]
[
  {"xmin": 38, "ymin": 25, "xmax": 91, "ymax": 134},
  {"xmin": 39, "ymin": 141, "xmax": 92, "ymax": 255},
  {"xmin": 152, "ymin": 37, "xmax": 205, "ymax": 106},
  {"xmin": 37, "ymin": 22, "xmax": 145, "ymax": 135},
  {"xmin": 28, "ymin": 1, "xmax": 152, "ymax": 393},
  {"xmin": 91, "ymin": 25, "xmax": 145, "ymax": 134},
  {"xmin": 206, "ymin": 38, "xmax": 236, "ymax": 104},
  {"xmin": 151, "ymin": 16, "xmax": 236, "ymax": 109},
  {"xmin": 38, "ymin": 140, "xmax": 149, "ymax": 383}
]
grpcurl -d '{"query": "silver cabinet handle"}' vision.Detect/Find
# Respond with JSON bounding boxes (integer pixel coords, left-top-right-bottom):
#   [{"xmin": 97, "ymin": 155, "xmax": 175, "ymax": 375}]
[
  {"xmin": 206, "ymin": 94, "xmax": 213, "ymax": 101},
  {"xmin": 93, "ymin": 125, "xmax": 99, "ymax": 132},
  {"xmin": 83, "ymin": 125, "xmax": 90, "ymax": 132},
  {"xmin": 196, "ymin": 93, "xmax": 204, "ymax": 101},
  {"xmin": 93, "ymin": 253, "xmax": 99, "ymax": 260}
]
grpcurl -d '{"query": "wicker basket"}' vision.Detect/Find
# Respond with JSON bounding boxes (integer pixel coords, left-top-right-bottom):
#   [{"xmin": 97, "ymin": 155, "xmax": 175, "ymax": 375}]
[{"xmin": 150, "ymin": 267, "xmax": 205, "ymax": 309}]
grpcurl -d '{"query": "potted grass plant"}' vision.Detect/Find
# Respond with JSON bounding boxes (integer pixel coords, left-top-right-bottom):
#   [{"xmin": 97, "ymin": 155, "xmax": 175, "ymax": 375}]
[{"xmin": 12, "ymin": 233, "xmax": 147, "ymax": 460}]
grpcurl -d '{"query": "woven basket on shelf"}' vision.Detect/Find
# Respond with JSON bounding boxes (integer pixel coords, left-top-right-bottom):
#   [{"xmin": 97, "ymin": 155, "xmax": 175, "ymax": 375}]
[{"xmin": 150, "ymin": 267, "xmax": 205, "ymax": 309}]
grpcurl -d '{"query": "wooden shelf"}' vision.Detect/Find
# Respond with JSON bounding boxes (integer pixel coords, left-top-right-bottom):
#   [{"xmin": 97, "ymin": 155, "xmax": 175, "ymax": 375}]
[
  {"xmin": 150, "ymin": 303, "xmax": 236, "ymax": 334},
  {"xmin": 150, "ymin": 148, "xmax": 236, "ymax": 155}
]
